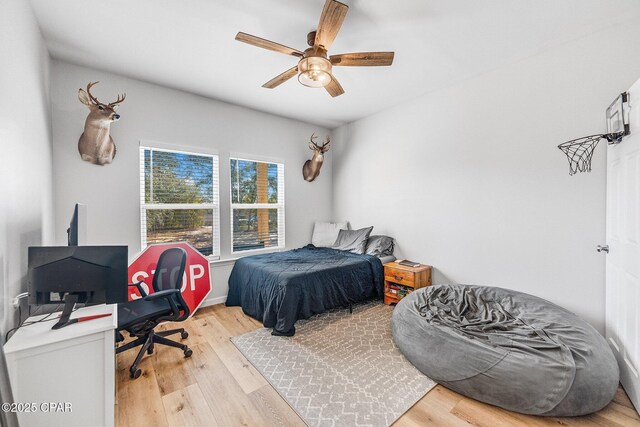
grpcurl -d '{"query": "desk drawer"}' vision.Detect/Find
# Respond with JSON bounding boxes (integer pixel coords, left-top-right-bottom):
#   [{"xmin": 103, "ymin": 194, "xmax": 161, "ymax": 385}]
[{"xmin": 385, "ymin": 268, "xmax": 415, "ymax": 286}]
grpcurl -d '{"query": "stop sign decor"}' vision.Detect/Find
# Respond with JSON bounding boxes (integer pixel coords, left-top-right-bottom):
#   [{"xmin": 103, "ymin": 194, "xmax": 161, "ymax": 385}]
[{"xmin": 128, "ymin": 242, "xmax": 211, "ymax": 316}]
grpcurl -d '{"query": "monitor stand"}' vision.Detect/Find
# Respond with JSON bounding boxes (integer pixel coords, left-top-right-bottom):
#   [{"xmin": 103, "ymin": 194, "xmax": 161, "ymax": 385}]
[{"xmin": 52, "ymin": 294, "xmax": 79, "ymax": 330}]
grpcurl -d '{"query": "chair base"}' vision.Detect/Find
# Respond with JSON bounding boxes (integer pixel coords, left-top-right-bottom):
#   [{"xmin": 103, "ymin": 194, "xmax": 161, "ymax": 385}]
[{"xmin": 116, "ymin": 328, "xmax": 191, "ymax": 379}]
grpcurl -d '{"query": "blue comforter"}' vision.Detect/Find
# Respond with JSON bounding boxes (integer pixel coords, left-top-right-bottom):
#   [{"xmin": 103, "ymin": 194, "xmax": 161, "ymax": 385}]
[{"xmin": 226, "ymin": 245, "xmax": 384, "ymax": 336}]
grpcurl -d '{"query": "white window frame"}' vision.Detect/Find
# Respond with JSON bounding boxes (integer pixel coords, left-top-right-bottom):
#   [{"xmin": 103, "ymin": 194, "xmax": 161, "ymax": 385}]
[
  {"xmin": 139, "ymin": 144, "xmax": 221, "ymax": 260},
  {"xmin": 229, "ymin": 156, "xmax": 285, "ymax": 255}
]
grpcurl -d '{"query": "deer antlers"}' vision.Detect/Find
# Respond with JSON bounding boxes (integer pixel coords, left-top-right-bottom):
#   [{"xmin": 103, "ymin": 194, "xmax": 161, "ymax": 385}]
[
  {"xmin": 308, "ymin": 133, "xmax": 331, "ymax": 153},
  {"xmin": 85, "ymin": 81, "xmax": 126, "ymax": 107},
  {"xmin": 85, "ymin": 81, "xmax": 100, "ymax": 105},
  {"xmin": 109, "ymin": 93, "xmax": 126, "ymax": 107}
]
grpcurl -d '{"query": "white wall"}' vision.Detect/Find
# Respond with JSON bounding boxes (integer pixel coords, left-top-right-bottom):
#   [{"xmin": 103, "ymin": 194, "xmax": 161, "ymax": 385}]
[
  {"xmin": 332, "ymin": 21, "xmax": 640, "ymax": 332},
  {"xmin": 0, "ymin": 0, "xmax": 53, "ymax": 338},
  {"xmin": 50, "ymin": 61, "xmax": 333, "ymax": 304}
]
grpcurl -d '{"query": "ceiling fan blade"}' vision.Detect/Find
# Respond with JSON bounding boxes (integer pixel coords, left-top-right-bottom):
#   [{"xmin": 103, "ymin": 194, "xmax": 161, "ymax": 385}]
[
  {"xmin": 330, "ymin": 52, "xmax": 395, "ymax": 66},
  {"xmin": 262, "ymin": 66, "xmax": 299, "ymax": 89},
  {"xmin": 235, "ymin": 32, "xmax": 303, "ymax": 57},
  {"xmin": 325, "ymin": 75, "xmax": 345, "ymax": 97},
  {"xmin": 314, "ymin": 0, "xmax": 348, "ymax": 51}
]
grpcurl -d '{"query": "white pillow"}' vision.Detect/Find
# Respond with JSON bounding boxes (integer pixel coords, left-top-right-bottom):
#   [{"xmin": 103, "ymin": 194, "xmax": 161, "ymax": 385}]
[{"xmin": 312, "ymin": 221, "xmax": 349, "ymax": 247}]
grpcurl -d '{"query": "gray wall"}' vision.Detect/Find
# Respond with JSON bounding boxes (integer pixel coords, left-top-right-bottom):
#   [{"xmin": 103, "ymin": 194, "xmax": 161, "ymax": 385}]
[
  {"xmin": 0, "ymin": 0, "xmax": 53, "ymax": 339},
  {"xmin": 50, "ymin": 61, "xmax": 333, "ymax": 304},
  {"xmin": 332, "ymin": 21, "xmax": 640, "ymax": 333}
]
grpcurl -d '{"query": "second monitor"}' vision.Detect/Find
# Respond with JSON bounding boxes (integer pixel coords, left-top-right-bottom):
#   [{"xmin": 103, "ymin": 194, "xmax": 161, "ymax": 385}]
[{"xmin": 28, "ymin": 245, "xmax": 128, "ymax": 328}]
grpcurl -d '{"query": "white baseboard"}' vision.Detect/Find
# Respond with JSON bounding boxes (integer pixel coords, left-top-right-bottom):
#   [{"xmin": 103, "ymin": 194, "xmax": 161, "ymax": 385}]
[{"xmin": 202, "ymin": 295, "xmax": 227, "ymax": 307}]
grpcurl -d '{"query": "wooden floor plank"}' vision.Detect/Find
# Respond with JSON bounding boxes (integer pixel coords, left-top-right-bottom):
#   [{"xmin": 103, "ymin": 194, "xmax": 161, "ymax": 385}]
[
  {"xmin": 589, "ymin": 408, "xmax": 640, "ymax": 427},
  {"xmin": 116, "ymin": 303, "xmax": 640, "ymax": 427},
  {"xmin": 394, "ymin": 385, "xmax": 470, "ymax": 427},
  {"xmin": 198, "ymin": 315, "xmax": 268, "ymax": 394},
  {"xmin": 116, "ymin": 351, "xmax": 168, "ymax": 427},
  {"xmin": 209, "ymin": 304, "xmax": 261, "ymax": 335},
  {"xmin": 422, "ymin": 385, "xmax": 465, "ymax": 412},
  {"xmin": 556, "ymin": 415, "xmax": 611, "ymax": 427},
  {"xmin": 155, "ymin": 319, "xmax": 208, "ymax": 346},
  {"xmin": 609, "ymin": 402, "xmax": 640, "ymax": 421},
  {"xmin": 394, "ymin": 396, "xmax": 474, "ymax": 427},
  {"xmin": 162, "ymin": 383, "xmax": 219, "ymax": 427},
  {"xmin": 212, "ymin": 304, "xmax": 262, "ymax": 328},
  {"xmin": 182, "ymin": 317, "xmax": 213, "ymax": 346},
  {"xmin": 151, "ymin": 342, "xmax": 197, "ymax": 396},
  {"xmin": 615, "ymin": 387, "xmax": 639, "ymax": 411},
  {"xmin": 191, "ymin": 304, "xmax": 217, "ymax": 320},
  {"xmin": 247, "ymin": 384, "xmax": 306, "ymax": 427},
  {"xmin": 188, "ymin": 342, "xmax": 268, "ymax": 426},
  {"xmin": 451, "ymin": 397, "xmax": 533, "ymax": 427}
]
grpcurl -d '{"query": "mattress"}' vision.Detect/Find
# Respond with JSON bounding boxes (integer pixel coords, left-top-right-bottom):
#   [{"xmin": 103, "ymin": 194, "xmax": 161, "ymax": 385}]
[{"xmin": 226, "ymin": 245, "xmax": 384, "ymax": 336}]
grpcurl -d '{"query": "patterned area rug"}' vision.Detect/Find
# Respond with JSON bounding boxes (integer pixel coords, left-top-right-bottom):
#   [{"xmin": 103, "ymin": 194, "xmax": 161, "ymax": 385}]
[{"xmin": 231, "ymin": 301, "xmax": 436, "ymax": 427}]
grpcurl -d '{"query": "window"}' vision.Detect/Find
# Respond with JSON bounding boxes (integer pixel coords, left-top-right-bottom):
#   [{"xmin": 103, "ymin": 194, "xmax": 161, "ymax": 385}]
[
  {"xmin": 230, "ymin": 157, "xmax": 285, "ymax": 253},
  {"xmin": 140, "ymin": 146, "xmax": 220, "ymax": 258}
]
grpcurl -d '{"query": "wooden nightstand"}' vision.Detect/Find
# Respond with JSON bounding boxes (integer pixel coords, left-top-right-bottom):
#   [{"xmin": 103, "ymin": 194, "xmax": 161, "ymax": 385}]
[{"xmin": 383, "ymin": 261, "xmax": 432, "ymax": 305}]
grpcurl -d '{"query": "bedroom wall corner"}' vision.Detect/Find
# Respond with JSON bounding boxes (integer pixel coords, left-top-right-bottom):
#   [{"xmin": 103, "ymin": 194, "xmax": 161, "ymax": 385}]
[
  {"xmin": 0, "ymin": 0, "xmax": 54, "ymax": 339},
  {"xmin": 330, "ymin": 19, "xmax": 640, "ymax": 333}
]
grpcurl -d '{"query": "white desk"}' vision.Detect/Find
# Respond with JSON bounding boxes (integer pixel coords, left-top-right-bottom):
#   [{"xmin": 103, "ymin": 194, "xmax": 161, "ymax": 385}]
[{"xmin": 4, "ymin": 304, "xmax": 116, "ymax": 427}]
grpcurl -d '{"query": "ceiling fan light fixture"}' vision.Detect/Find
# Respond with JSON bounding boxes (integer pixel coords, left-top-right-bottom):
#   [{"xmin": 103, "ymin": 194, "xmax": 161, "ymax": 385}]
[
  {"xmin": 236, "ymin": 0, "xmax": 393, "ymax": 97},
  {"xmin": 297, "ymin": 56, "xmax": 332, "ymax": 88}
]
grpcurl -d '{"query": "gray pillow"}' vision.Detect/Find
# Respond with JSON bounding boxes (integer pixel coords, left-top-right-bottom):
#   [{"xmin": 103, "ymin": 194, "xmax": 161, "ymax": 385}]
[
  {"xmin": 332, "ymin": 227, "xmax": 373, "ymax": 254},
  {"xmin": 365, "ymin": 235, "xmax": 395, "ymax": 257}
]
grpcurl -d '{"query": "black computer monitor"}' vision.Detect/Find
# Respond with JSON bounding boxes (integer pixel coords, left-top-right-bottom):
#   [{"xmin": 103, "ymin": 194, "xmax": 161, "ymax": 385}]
[
  {"xmin": 28, "ymin": 246, "xmax": 128, "ymax": 328},
  {"xmin": 67, "ymin": 203, "xmax": 87, "ymax": 246}
]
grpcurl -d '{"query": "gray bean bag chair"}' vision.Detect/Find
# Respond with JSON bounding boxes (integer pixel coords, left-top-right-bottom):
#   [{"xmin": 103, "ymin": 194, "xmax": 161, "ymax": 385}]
[{"xmin": 392, "ymin": 284, "xmax": 619, "ymax": 416}]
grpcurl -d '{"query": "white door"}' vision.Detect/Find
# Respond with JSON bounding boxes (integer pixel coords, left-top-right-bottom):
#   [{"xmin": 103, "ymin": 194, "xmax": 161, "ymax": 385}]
[{"xmin": 606, "ymin": 79, "xmax": 640, "ymax": 413}]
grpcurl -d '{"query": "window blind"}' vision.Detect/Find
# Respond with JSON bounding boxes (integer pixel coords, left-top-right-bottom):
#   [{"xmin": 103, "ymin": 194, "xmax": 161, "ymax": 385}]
[
  {"xmin": 140, "ymin": 146, "xmax": 220, "ymax": 258},
  {"xmin": 230, "ymin": 158, "xmax": 285, "ymax": 253}
]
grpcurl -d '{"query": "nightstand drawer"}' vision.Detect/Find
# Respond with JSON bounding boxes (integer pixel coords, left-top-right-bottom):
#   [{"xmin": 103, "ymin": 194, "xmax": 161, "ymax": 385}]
[{"xmin": 385, "ymin": 268, "xmax": 415, "ymax": 286}]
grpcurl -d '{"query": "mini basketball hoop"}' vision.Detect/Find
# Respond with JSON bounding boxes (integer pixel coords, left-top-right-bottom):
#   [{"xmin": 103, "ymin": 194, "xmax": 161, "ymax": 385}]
[
  {"xmin": 557, "ymin": 133, "xmax": 621, "ymax": 175},
  {"xmin": 557, "ymin": 92, "xmax": 630, "ymax": 176}
]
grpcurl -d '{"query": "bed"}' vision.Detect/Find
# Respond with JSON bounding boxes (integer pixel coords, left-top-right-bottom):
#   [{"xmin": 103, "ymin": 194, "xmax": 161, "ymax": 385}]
[{"xmin": 226, "ymin": 245, "xmax": 385, "ymax": 336}]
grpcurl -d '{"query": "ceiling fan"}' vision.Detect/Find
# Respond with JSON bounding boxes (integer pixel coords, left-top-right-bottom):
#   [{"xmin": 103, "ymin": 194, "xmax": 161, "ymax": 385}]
[{"xmin": 235, "ymin": 0, "xmax": 394, "ymax": 97}]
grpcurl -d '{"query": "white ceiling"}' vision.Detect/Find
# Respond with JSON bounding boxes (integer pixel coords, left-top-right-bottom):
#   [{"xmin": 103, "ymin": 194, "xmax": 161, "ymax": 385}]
[{"xmin": 30, "ymin": 0, "xmax": 640, "ymax": 128}]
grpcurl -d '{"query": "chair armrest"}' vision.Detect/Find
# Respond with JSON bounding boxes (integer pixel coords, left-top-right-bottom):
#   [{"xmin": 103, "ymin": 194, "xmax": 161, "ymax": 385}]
[
  {"xmin": 128, "ymin": 282, "xmax": 148, "ymax": 298},
  {"xmin": 143, "ymin": 289, "xmax": 179, "ymax": 301},
  {"xmin": 144, "ymin": 289, "xmax": 182, "ymax": 319}
]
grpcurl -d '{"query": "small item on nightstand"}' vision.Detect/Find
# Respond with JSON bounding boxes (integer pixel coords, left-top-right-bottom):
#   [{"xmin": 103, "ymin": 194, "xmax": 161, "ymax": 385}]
[{"xmin": 397, "ymin": 259, "xmax": 421, "ymax": 268}]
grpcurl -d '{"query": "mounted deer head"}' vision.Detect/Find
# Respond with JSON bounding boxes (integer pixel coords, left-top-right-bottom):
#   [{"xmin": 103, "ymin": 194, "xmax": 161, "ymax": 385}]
[
  {"xmin": 302, "ymin": 133, "xmax": 330, "ymax": 182},
  {"xmin": 77, "ymin": 81, "xmax": 126, "ymax": 165}
]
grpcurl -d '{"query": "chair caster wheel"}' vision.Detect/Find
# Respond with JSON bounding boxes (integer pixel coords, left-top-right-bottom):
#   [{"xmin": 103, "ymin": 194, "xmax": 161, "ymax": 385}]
[
  {"xmin": 184, "ymin": 348, "xmax": 193, "ymax": 358},
  {"xmin": 130, "ymin": 368, "xmax": 142, "ymax": 379},
  {"xmin": 147, "ymin": 346, "xmax": 154, "ymax": 355},
  {"xmin": 181, "ymin": 331, "xmax": 189, "ymax": 339}
]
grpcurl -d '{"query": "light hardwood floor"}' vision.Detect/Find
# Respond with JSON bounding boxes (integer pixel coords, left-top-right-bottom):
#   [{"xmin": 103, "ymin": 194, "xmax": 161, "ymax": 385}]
[{"xmin": 116, "ymin": 304, "xmax": 640, "ymax": 427}]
